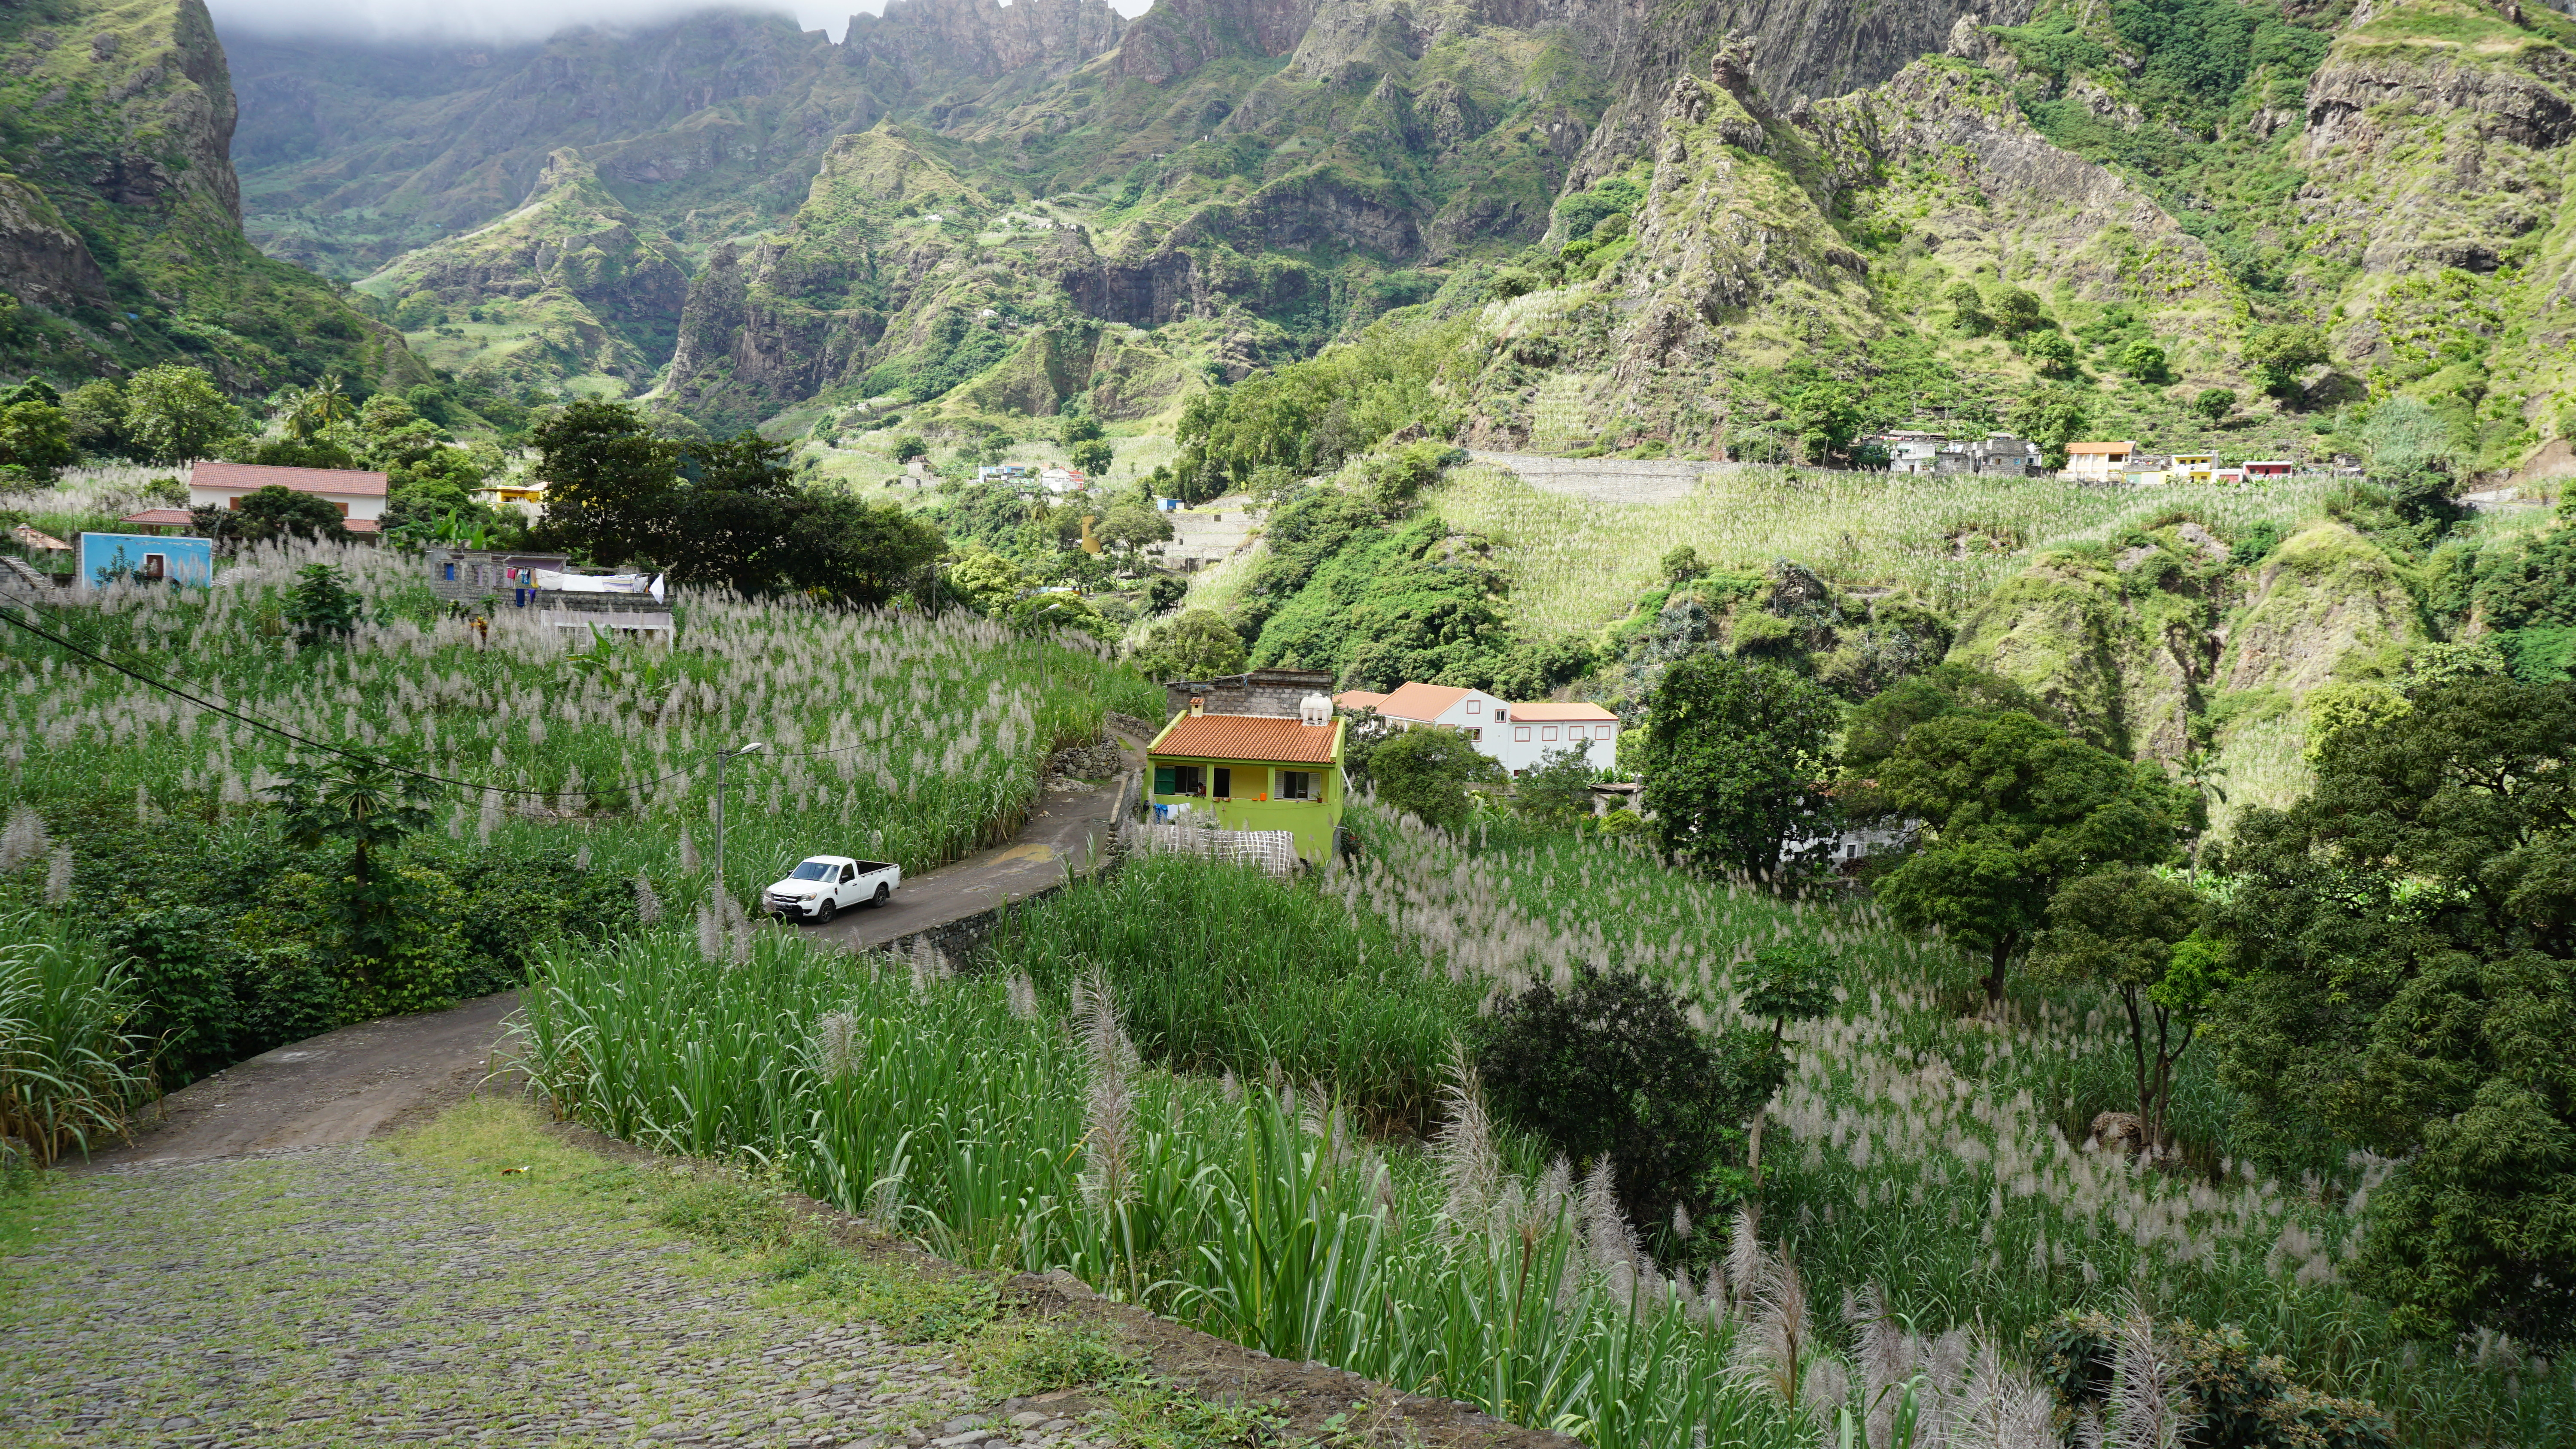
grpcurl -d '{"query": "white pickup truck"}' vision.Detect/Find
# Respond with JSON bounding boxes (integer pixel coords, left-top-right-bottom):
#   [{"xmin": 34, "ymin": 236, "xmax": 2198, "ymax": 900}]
[{"xmin": 762, "ymin": 855, "xmax": 901, "ymax": 924}]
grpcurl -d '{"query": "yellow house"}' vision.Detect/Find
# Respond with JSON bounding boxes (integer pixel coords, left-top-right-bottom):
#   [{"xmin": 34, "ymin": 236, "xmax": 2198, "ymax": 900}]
[
  {"xmin": 2168, "ymin": 453, "xmax": 2217, "ymax": 483},
  {"xmin": 1145, "ymin": 710, "xmax": 1346, "ymax": 864}
]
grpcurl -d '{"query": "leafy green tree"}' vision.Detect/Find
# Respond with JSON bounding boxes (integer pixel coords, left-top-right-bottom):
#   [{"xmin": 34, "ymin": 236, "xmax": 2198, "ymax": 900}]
[
  {"xmin": 207, "ymin": 485, "xmax": 351, "ymax": 547},
  {"xmin": 2022, "ymin": 330, "xmax": 2081, "ymax": 380},
  {"xmin": 1365, "ymin": 725, "xmax": 1498, "ymax": 832},
  {"xmin": 0, "ymin": 400, "xmax": 76, "ymax": 481},
  {"xmin": 1071, "ymin": 438, "xmax": 1114, "ymax": 475},
  {"xmin": 2115, "ymin": 337, "xmax": 2172, "ymax": 383},
  {"xmin": 62, "ymin": 380, "xmax": 128, "ymax": 457},
  {"xmin": 2244, "ymin": 323, "xmax": 2329, "ymax": 397},
  {"xmin": 123, "ymin": 365, "xmax": 239, "ymax": 464},
  {"xmin": 2029, "ymin": 867, "xmax": 2212, "ymax": 1151},
  {"xmin": 888, "ymin": 433, "xmax": 929, "ymax": 463},
  {"xmin": 2008, "ymin": 385, "xmax": 2090, "ymax": 470},
  {"xmin": 1789, "ymin": 380, "xmax": 1865, "ymax": 463},
  {"xmin": 1060, "ymin": 411, "xmax": 1105, "ymax": 446},
  {"xmin": 244, "ymin": 436, "xmax": 360, "ymax": 471},
  {"xmin": 267, "ymin": 754, "xmax": 457, "ymax": 1018},
  {"xmin": 1100, "ymin": 501, "xmax": 1173, "ymax": 551},
  {"xmin": 945, "ymin": 549, "xmax": 1027, "ymax": 617},
  {"xmin": 1990, "ymin": 287, "xmax": 2046, "ymax": 338},
  {"xmin": 283, "ymin": 563, "xmax": 363, "ymax": 640},
  {"xmin": 1870, "ymin": 710, "xmax": 2182, "ymax": 1009},
  {"xmin": 287, "ymin": 376, "xmax": 355, "ymax": 441},
  {"xmin": 1841, "ymin": 663, "xmax": 2049, "ymax": 777},
  {"xmin": 1637, "ymin": 653, "xmax": 1840, "ymax": 879},
  {"xmin": 1476, "ymin": 964, "xmax": 1780, "ymax": 1245},
  {"xmin": 1736, "ymin": 939, "xmax": 1841, "ymax": 1185},
  {"xmin": 2211, "ymin": 676, "xmax": 2576, "ymax": 1346},
  {"xmin": 1513, "ymin": 743, "xmax": 1598, "ymax": 823},
  {"xmin": 1132, "ymin": 609, "xmax": 1245, "ymax": 681},
  {"xmin": 2193, "ymin": 388, "xmax": 2236, "ymax": 425},
  {"xmin": 1947, "ymin": 282, "xmax": 1992, "ymax": 336}
]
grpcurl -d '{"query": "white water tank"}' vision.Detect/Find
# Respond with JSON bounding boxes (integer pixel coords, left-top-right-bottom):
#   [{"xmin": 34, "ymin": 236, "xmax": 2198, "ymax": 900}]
[{"xmin": 1299, "ymin": 692, "xmax": 1333, "ymax": 726}]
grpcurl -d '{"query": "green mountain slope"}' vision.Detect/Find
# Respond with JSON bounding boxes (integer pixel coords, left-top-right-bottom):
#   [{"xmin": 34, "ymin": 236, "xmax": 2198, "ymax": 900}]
[{"xmin": 0, "ymin": 0, "xmax": 422, "ymax": 392}]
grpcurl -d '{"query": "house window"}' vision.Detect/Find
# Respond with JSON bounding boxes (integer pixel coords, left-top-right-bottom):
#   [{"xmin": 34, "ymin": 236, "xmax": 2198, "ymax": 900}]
[
  {"xmin": 1514, "ymin": 726, "xmax": 1531, "ymax": 742},
  {"xmin": 1541, "ymin": 726, "xmax": 1559, "ymax": 742},
  {"xmin": 1213, "ymin": 767, "xmax": 1232, "ymax": 798},
  {"xmin": 1465, "ymin": 699, "xmax": 1482, "ymax": 714},
  {"xmin": 1278, "ymin": 770, "xmax": 1315, "ymax": 800},
  {"xmin": 1467, "ymin": 728, "xmax": 1482, "ymax": 742},
  {"xmin": 1597, "ymin": 725, "xmax": 1615, "ymax": 740},
  {"xmin": 444, "ymin": 563, "xmax": 457, "ymax": 580},
  {"xmin": 141, "ymin": 554, "xmax": 166, "ymax": 581},
  {"xmin": 1162, "ymin": 764, "xmax": 1203, "ymax": 795},
  {"xmin": 333, "ymin": 501, "xmax": 350, "ymax": 517}
]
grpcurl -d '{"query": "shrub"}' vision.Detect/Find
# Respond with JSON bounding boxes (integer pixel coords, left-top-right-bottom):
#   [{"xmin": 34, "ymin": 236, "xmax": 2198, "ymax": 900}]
[
  {"xmin": 1362, "ymin": 725, "xmax": 1498, "ymax": 831},
  {"xmin": 2030, "ymin": 1309, "xmax": 2396, "ymax": 1449},
  {"xmin": 1475, "ymin": 965, "xmax": 1777, "ymax": 1247}
]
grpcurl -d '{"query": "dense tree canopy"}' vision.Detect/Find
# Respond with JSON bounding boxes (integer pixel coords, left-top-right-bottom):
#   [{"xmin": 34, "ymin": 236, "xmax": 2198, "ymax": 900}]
[
  {"xmin": 1867, "ymin": 709, "xmax": 2182, "ymax": 1007},
  {"xmin": 2212, "ymin": 676, "xmax": 2576, "ymax": 1346},
  {"xmin": 1637, "ymin": 653, "xmax": 1840, "ymax": 879},
  {"xmin": 532, "ymin": 401, "xmax": 943, "ymax": 605}
]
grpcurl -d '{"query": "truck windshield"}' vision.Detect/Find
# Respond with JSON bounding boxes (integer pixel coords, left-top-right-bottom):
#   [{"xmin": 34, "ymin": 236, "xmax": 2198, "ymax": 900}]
[{"xmin": 788, "ymin": 861, "xmax": 834, "ymax": 881}]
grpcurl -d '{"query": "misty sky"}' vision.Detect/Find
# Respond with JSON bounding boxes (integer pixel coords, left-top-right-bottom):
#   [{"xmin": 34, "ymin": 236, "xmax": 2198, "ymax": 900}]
[{"xmin": 207, "ymin": 0, "xmax": 1154, "ymax": 46}]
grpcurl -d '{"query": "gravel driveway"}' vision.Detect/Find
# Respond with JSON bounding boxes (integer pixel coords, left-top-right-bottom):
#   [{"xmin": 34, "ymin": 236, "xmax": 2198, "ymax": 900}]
[{"xmin": 0, "ymin": 1143, "xmax": 1101, "ymax": 1449}]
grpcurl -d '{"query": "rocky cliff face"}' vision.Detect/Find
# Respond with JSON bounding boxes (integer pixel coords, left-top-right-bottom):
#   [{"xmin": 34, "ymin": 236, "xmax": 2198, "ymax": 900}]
[
  {"xmin": 0, "ymin": 0, "xmax": 420, "ymax": 391},
  {"xmin": 851, "ymin": 0, "xmax": 1125, "ymax": 80}
]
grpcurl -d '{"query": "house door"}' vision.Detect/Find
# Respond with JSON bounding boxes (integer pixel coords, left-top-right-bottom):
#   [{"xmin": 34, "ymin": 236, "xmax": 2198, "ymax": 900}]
[{"xmin": 1213, "ymin": 767, "xmax": 1232, "ymax": 799}]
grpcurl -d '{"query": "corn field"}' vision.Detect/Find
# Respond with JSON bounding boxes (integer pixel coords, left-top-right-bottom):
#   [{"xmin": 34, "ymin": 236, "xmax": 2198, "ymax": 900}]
[{"xmin": 0, "ymin": 536, "xmax": 1163, "ymax": 909}]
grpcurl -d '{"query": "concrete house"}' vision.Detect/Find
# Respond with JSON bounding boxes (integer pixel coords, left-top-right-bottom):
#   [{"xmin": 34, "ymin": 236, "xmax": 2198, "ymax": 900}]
[
  {"xmin": 1495, "ymin": 702, "xmax": 1619, "ymax": 773},
  {"xmin": 187, "ymin": 462, "xmax": 389, "ymax": 535},
  {"xmin": 1336, "ymin": 682, "xmax": 1620, "ymax": 775},
  {"xmin": 1874, "ymin": 431, "xmax": 1947, "ymax": 475},
  {"xmin": 1147, "ymin": 670, "xmax": 1346, "ymax": 863},
  {"xmin": 2062, "ymin": 441, "xmax": 2137, "ymax": 482}
]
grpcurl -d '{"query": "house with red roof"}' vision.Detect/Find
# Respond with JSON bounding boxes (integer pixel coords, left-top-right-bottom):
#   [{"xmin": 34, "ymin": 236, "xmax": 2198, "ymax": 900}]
[
  {"xmin": 1145, "ymin": 672, "xmax": 1345, "ymax": 864},
  {"xmin": 184, "ymin": 461, "xmax": 389, "ymax": 536},
  {"xmin": 1333, "ymin": 681, "xmax": 1620, "ymax": 775}
]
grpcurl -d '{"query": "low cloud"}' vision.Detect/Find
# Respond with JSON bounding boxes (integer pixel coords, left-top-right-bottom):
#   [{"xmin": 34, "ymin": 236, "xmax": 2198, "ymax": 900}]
[
  {"xmin": 210, "ymin": 0, "xmax": 1154, "ymax": 46},
  {"xmin": 210, "ymin": 0, "xmax": 848, "ymax": 44}
]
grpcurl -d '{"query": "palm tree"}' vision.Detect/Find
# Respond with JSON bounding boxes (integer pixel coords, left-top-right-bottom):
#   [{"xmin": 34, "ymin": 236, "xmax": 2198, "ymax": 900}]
[
  {"xmin": 266, "ymin": 754, "xmax": 437, "ymax": 964},
  {"xmin": 288, "ymin": 375, "xmax": 355, "ymax": 442}
]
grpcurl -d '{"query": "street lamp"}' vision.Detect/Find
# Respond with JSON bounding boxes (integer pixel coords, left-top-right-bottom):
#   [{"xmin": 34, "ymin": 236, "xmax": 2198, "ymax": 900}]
[{"xmin": 713, "ymin": 741, "xmax": 765, "ymax": 914}]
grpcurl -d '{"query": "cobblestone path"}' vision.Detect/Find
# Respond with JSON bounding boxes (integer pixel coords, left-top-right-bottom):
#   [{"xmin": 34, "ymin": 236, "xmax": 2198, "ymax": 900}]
[{"xmin": 0, "ymin": 1146, "xmax": 1095, "ymax": 1449}]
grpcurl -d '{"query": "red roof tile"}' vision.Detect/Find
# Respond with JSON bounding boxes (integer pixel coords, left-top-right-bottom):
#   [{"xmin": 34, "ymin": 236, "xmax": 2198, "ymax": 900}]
[
  {"xmin": 1509, "ymin": 702, "xmax": 1617, "ymax": 722},
  {"xmin": 117, "ymin": 509, "xmax": 195, "ymax": 527},
  {"xmin": 1150, "ymin": 713, "xmax": 1341, "ymax": 765},
  {"xmin": 1376, "ymin": 682, "xmax": 1473, "ymax": 721},
  {"xmin": 189, "ymin": 461, "xmax": 389, "ymax": 498}
]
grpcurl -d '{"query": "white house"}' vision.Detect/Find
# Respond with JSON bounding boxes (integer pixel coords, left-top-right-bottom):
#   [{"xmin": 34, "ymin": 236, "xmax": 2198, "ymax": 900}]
[
  {"xmin": 1335, "ymin": 682, "xmax": 1620, "ymax": 774},
  {"xmin": 1495, "ymin": 702, "xmax": 1619, "ymax": 773},
  {"xmin": 2061, "ymin": 441, "xmax": 2137, "ymax": 482},
  {"xmin": 188, "ymin": 461, "xmax": 388, "ymax": 535}
]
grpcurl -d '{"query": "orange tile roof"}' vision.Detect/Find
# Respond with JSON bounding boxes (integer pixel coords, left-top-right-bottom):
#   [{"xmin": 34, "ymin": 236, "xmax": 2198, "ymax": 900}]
[
  {"xmin": 189, "ymin": 461, "xmax": 389, "ymax": 498},
  {"xmin": 1509, "ymin": 702, "xmax": 1617, "ymax": 722},
  {"xmin": 1334, "ymin": 690, "xmax": 1388, "ymax": 711},
  {"xmin": 116, "ymin": 509, "xmax": 195, "ymax": 528},
  {"xmin": 2065, "ymin": 441, "xmax": 2136, "ymax": 455},
  {"xmin": 1150, "ymin": 713, "xmax": 1341, "ymax": 765},
  {"xmin": 1376, "ymin": 682, "xmax": 1473, "ymax": 721}
]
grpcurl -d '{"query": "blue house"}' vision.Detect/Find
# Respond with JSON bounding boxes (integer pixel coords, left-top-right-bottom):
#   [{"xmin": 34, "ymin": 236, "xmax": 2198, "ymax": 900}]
[{"xmin": 78, "ymin": 533, "xmax": 213, "ymax": 590}]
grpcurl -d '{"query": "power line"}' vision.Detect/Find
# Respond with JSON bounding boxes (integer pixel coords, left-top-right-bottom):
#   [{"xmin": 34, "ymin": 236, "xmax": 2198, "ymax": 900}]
[{"xmin": 0, "ymin": 599, "xmax": 704, "ymax": 801}]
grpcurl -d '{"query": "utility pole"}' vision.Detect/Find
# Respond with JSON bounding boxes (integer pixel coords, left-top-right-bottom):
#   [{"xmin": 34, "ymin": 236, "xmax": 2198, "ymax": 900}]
[{"xmin": 712, "ymin": 740, "xmax": 765, "ymax": 915}]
